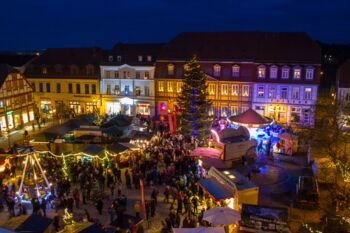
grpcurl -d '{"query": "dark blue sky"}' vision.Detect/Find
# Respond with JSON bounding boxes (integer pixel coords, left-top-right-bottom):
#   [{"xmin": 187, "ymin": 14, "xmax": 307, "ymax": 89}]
[{"xmin": 1, "ymin": 0, "xmax": 349, "ymax": 51}]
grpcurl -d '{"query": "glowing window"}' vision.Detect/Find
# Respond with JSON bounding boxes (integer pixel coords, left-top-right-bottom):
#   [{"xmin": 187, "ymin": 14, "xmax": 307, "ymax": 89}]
[
  {"xmin": 258, "ymin": 66, "xmax": 266, "ymax": 78},
  {"xmin": 213, "ymin": 64, "xmax": 221, "ymax": 77},
  {"xmin": 167, "ymin": 64, "xmax": 174, "ymax": 75},
  {"xmin": 232, "ymin": 65, "xmax": 240, "ymax": 77}
]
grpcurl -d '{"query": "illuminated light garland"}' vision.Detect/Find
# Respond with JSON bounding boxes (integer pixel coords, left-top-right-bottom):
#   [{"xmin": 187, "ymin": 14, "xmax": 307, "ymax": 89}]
[
  {"xmin": 301, "ymin": 223, "xmax": 322, "ymax": 233},
  {"xmin": 63, "ymin": 208, "xmax": 74, "ymax": 225},
  {"xmin": 335, "ymin": 160, "xmax": 350, "ymax": 182}
]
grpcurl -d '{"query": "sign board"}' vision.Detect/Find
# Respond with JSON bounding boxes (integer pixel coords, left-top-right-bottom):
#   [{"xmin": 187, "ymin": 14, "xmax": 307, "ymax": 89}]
[{"xmin": 240, "ymin": 204, "xmax": 289, "ymax": 232}]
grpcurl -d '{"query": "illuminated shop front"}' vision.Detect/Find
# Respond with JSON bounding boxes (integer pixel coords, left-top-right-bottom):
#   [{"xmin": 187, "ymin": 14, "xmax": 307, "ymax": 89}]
[
  {"xmin": 106, "ymin": 102, "xmax": 121, "ymax": 114},
  {"xmin": 0, "ymin": 116, "xmax": 6, "ymax": 131},
  {"xmin": 136, "ymin": 103, "xmax": 151, "ymax": 116},
  {"xmin": 7, "ymin": 113, "xmax": 14, "ymax": 129},
  {"xmin": 14, "ymin": 113, "xmax": 21, "ymax": 127},
  {"xmin": 40, "ymin": 100, "xmax": 51, "ymax": 114},
  {"xmin": 69, "ymin": 101, "xmax": 81, "ymax": 114},
  {"xmin": 86, "ymin": 102, "xmax": 98, "ymax": 113},
  {"xmin": 268, "ymin": 105, "xmax": 287, "ymax": 124},
  {"xmin": 22, "ymin": 112, "xmax": 29, "ymax": 124},
  {"xmin": 29, "ymin": 110, "xmax": 34, "ymax": 121}
]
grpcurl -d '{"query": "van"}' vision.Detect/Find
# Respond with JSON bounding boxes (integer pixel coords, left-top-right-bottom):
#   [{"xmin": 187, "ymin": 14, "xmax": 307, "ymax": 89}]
[{"xmin": 295, "ymin": 176, "xmax": 320, "ymax": 209}]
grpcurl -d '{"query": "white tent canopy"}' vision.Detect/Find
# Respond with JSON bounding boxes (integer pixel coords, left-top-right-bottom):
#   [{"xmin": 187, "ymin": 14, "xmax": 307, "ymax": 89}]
[{"xmin": 172, "ymin": 227, "xmax": 225, "ymax": 233}]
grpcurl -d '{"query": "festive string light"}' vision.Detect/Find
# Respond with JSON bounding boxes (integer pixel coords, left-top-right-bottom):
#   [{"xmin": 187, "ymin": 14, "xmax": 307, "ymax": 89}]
[{"xmin": 301, "ymin": 223, "xmax": 322, "ymax": 233}]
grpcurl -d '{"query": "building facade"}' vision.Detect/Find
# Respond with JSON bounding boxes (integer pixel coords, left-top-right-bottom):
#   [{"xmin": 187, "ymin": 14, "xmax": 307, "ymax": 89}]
[
  {"xmin": 337, "ymin": 59, "xmax": 350, "ymax": 104},
  {"xmin": 100, "ymin": 43, "xmax": 163, "ymax": 116},
  {"xmin": 155, "ymin": 32, "xmax": 321, "ymax": 126},
  {"xmin": 0, "ymin": 64, "xmax": 34, "ymax": 132},
  {"xmin": 25, "ymin": 48, "xmax": 103, "ymax": 118}
]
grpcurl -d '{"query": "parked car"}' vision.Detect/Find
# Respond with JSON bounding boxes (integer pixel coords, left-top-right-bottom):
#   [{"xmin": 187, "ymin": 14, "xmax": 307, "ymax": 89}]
[{"xmin": 295, "ymin": 176, "xmax": 320, "ymax": 209}]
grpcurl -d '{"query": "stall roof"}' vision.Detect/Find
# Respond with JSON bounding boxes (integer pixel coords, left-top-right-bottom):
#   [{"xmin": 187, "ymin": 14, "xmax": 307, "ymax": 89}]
[
  {"xmin": 82, "ymin": 144, "xmax": 104, "ymax": 155},
  {"xmin": 229, "ymin": 108, "xmax": 272, "ymax": 126},
  {"xmin": 65, "ymin": 222, "xmax": 106, "ymax": 233},
  {"xmin": 198, "ymin": 178, "xmax": 233, "ymax": 200},
  {"xmin": 199, "ymin": 157, "xmax": 228, "ymax": 170},
  {"xmin": 190, "ymin": 147, "xmax": 222, "ymax": 159},
  {"xmin": 0, "ymin": 214, "xmax": 53, "ymax": 233},
  {"xmin": 108, "ymin": 143, "xmax": 129, "ymax": 154},
  {"xmin": 222, "ymin": 170, "xmax": 258, "ymax": 191}
]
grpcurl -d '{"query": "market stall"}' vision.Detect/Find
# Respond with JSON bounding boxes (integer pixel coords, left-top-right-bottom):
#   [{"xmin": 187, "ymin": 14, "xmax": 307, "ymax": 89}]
[
  {"xmin": 273, "ymin": 132, "xmax": 298, "ymax": 156},
  {"xmin": 197, "ymin": 167, "xmax": 259, "ymax": 211},
  {"xmin": 228, "ymin": 108, "xmax": 273, "ymax": 141},
  {"xmin": 0, "ymin": 214, "xmax": 53, "ymax": 233},
  {"xmin": 211, "ymin": 127, "xmax": 256, "ymax": 165}
]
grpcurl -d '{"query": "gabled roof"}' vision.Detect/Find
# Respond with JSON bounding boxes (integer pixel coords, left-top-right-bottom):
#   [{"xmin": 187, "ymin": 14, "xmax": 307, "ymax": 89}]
[
  {"xmin": 29, "ymin": 47, "xmax": 104, "ymax": 66},
  {"xmin": 158, "ymin": 32, "xmax": 321, "ymax": 64},
  {"xmin": 106, "ymin": 43, "xmax": 164, "ymax": 65},
  {"xmin": 0, "ymin": 64, "xmax": 17, "ymax": 86},
  {"xmin": 338, "ymin": 59, "xmax": 350, "ymax": 88}
]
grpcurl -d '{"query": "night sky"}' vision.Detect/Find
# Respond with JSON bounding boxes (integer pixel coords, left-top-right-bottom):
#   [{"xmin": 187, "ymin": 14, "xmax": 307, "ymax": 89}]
[{"xmin": 1, "ymin": 0, "xmax": 349, "ymax": 51}]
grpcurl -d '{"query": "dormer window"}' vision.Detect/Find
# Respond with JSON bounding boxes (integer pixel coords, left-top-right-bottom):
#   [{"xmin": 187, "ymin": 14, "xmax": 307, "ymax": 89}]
[
  {"xmin": 42, "ymin": 66, "xmax": 47, "ymax": 74},
  {"xmin": 270, "ymin": 66, "xmax": 278, "ymax": 79},
  {"xmin": 147, "ymin": 56, "xmax": 152, "ymax": 62},
  {"xmin": 138, "ymin": 56, "xmax": 143, "ymax": 62},
  {"xmin": 232, "ymin": 65, "xmax": 240, "ymax": 77},
  {"xmin": 258, "ymin": 66, "xmax": 266, "ymax": 78},
  {"xmin": 167, "ymin": 64, "xmax": 175, "ymax": 76},
  {"xmin": 54, "ymin": 64, "xmax": 62, "ymax": 74},
  {"xmin": 305, "ymin": 68, "xmax": 314, "ymax": 80},
  {"xmin": 117, "ymin": 56, "xmax": 122, "ymax": 62},
  {"xmin": 281, "ymin": 67, "xmax": 290, "ymax": 79},
  {"xmin": 213, "ymin": 64, "xmax": 221, "ymax": 77},
  {"xmin": 108, "ymin": 56, "xmax": 114, "ymax": 62},
  {"xmin": 86, "ymin": 65, "xmax": 95, "ymax": 75},
  {"xmin": 293, "ymin": 67, "xmax": 301, "ymax": 79},
  {"xmin": 70, "ymin": 65, "xmax": 79, "ymax": 75},
  {"xmin": 184, "ymin": 64, "xmax": 189, "ymax": 72}
]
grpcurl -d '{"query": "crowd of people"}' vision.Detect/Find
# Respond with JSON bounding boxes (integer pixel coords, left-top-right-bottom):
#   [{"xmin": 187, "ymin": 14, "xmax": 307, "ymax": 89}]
[{"xmin": 0, "ymin": 129, "xmax": 229, "ymax": 233}]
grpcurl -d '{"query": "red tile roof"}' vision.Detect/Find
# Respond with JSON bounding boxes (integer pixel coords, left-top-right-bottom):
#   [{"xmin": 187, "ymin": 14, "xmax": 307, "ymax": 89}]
[
  {"xmin": 158, "ymin": 32, "xmax": 321, "ymax": 64},
  {"xmin": 229, "ymin": 108, "xmax": 272, "ymax": 125},
  {"xmin": 338, "ymin": 59, "xmax": 350, "ymax": 88},
  {"xmin": 105, "ymin": 43, "xmax": 164, "ymax": 65},
  {"xmin": 0, "ymin": 64, "xmax": 18, "ymax": 86},
  {"xmin": 29, "ymin": 47, "xmax": 104, "ymax": 65}
]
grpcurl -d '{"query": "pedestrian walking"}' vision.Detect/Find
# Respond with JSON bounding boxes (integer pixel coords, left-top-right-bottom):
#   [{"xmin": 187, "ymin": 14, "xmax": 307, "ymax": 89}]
[
  {"xmin": 134, "ymin": 200, "xmax": 141, "ymax": 219},
  {"xmin": 96, "ymin": 198, "xmax": 103, "ymax": 215}
]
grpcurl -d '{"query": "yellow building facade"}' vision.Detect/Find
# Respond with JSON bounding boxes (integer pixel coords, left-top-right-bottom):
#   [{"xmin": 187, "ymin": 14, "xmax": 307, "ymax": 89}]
[
  {"xmin": 27, "ymin": 77, "xmax": 100, "ymax": 117},
  {"xmin": 24, "ymin": 48, "xmax": 104, "ymax": 118}
]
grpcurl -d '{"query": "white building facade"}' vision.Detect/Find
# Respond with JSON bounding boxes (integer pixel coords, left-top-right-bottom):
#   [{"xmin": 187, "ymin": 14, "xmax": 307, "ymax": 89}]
[{"xmin": 100, "ymin": 64, "xmax": 155, "ymax": 116}]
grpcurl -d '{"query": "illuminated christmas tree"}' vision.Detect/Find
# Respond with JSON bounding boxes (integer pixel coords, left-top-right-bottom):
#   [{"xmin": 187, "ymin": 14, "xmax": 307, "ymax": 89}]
[{"xmin": 177, "ymin": 55, "xmax": 212, "ymax": 143}]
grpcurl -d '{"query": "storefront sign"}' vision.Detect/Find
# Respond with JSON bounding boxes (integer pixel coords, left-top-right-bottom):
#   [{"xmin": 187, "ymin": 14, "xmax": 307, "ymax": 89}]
[
  {"xmin": 6, "ymin": 110, "xmax": 13, "ymax": 115},
  {"xmin": 120, "ymin": 97, "xmax": 134, "ymax": 105},
  {"xmin": 73, "ymin": 95, "xmax": 91, "ymax": 98}
]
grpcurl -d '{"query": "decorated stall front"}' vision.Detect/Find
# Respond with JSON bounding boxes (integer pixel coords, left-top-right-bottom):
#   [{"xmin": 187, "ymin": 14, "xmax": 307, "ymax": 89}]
[
  {"xmin": 211, "ymin": 127, "xmax": 256, "ymax": 165},
  {"xmin": 228, "ymin": 108, "xmax": 273, "ymax": 141},
  {"xmin": 273, "ymin": 132, "xmax": 298, "ymax": 156},
  {"xmin": 197, "ymin": 167, "xmax": 259, "ymax": 211}
]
